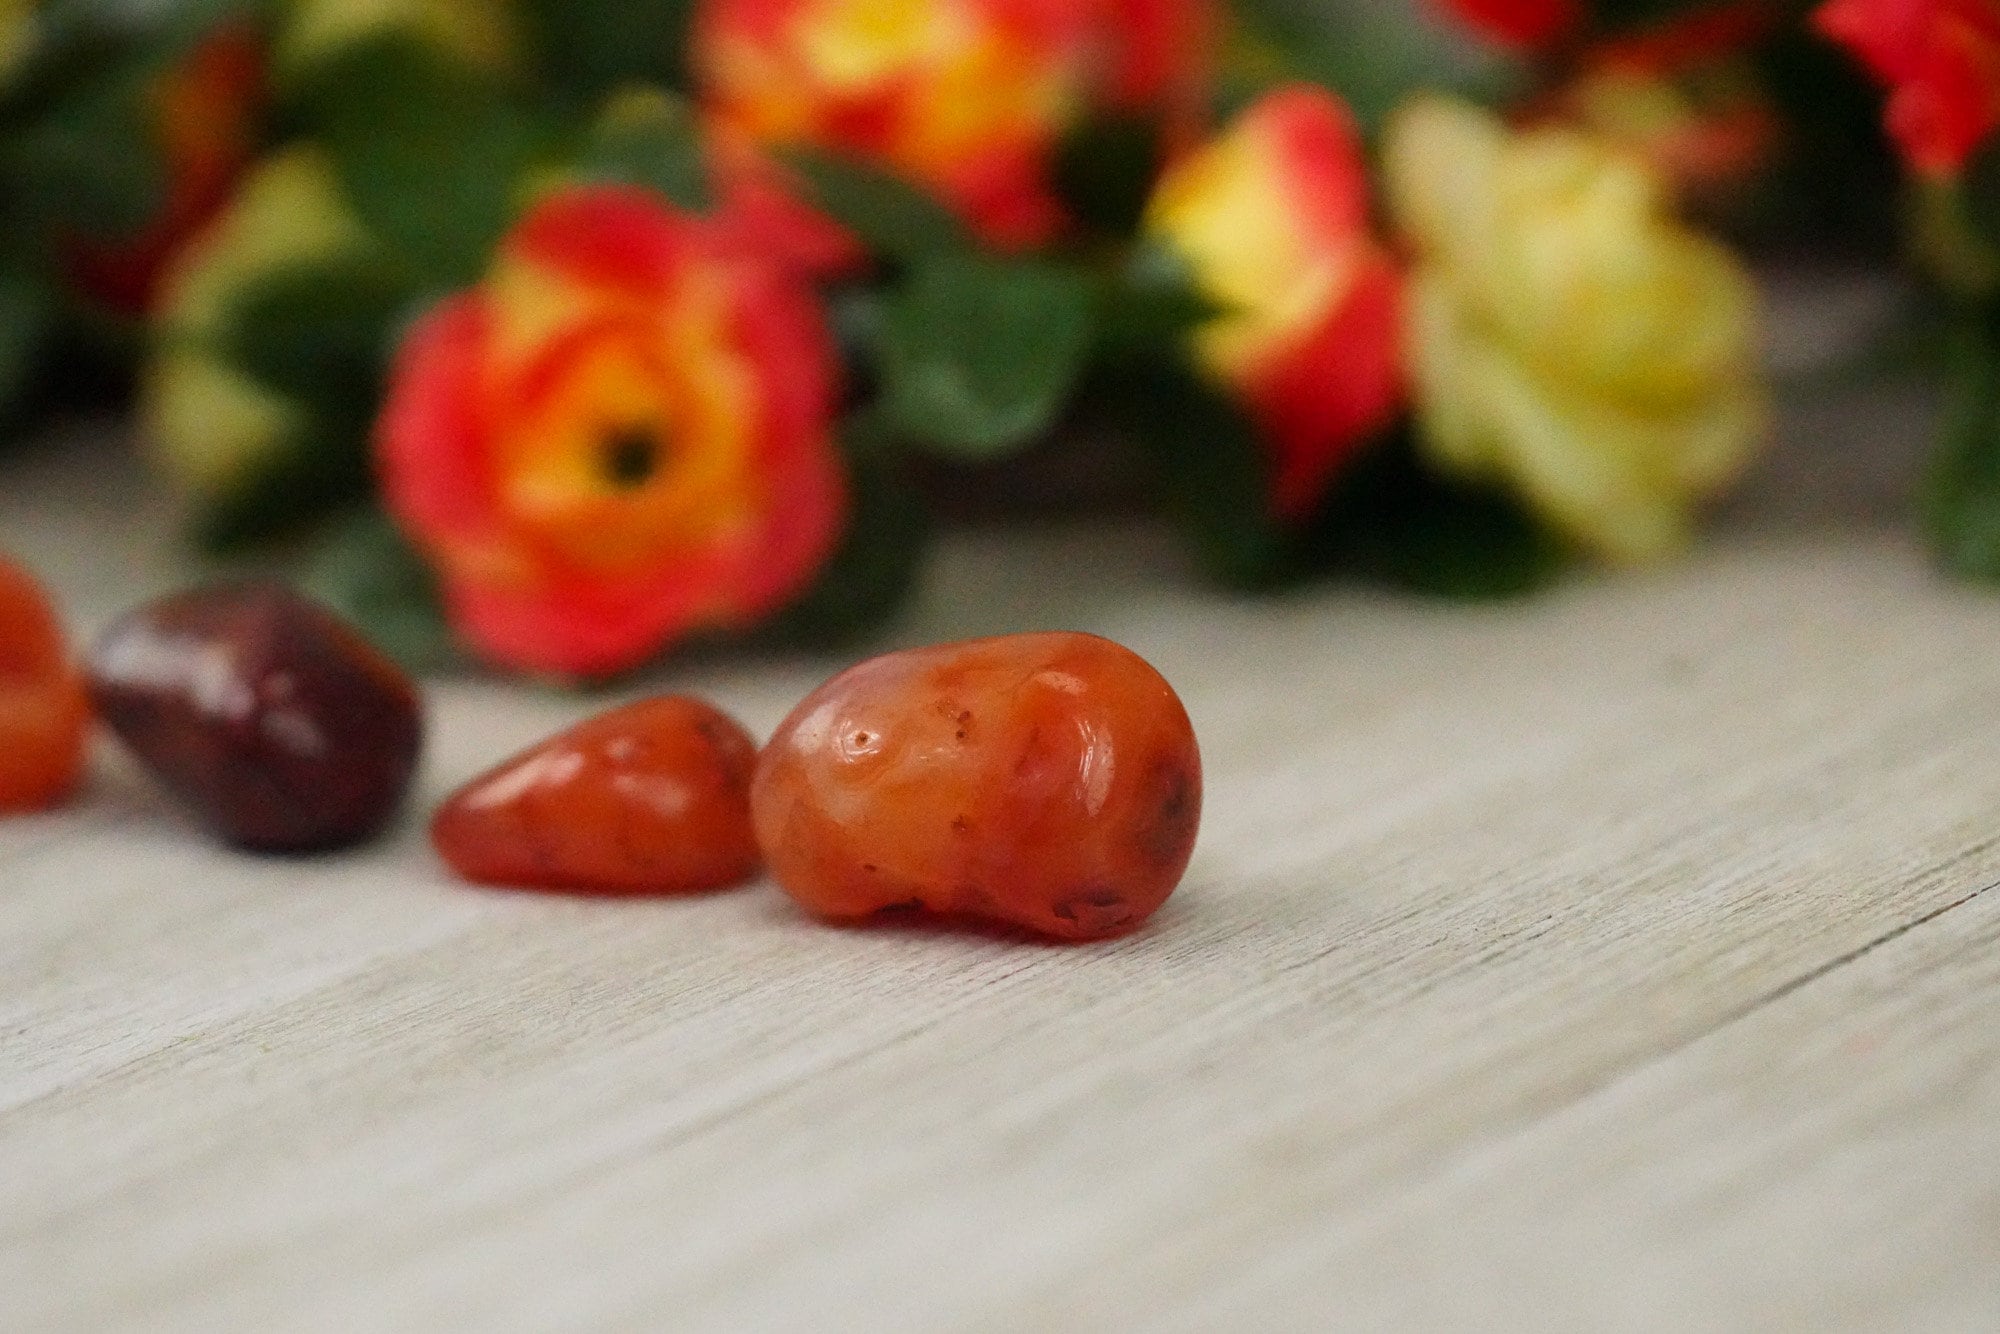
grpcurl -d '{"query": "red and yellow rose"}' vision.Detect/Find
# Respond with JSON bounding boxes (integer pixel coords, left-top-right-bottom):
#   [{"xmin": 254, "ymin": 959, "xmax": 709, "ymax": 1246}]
[
  {"xmin": 1816, "ymin": 0, "xmax": 2000, "ymax": 176},
  {"xmin": 694, "ymin": 0, "xmax": 1098, "ymax": 249},
  {"xmin": 378, "ymin": 187, "xmax": 846, "ymax": 679},
  {"xmin": 1097, "ymin": 0, "xmax": 1217, "ymax": 133},
  {"xmin": 1144, "ymin": 85, "xmax": 1404, "ymax": 521},
  {"xmin": 692, "ymin": 0, "xmax": 1215, "ymax": 250}
]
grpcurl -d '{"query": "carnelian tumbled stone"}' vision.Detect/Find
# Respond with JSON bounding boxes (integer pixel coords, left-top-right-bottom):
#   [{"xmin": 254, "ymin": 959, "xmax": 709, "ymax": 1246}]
[
  {"xmin": 752, "ymin": 632, "xmax": 1202, "ymax": 940},
  {"xmin": 89, "ymin": 582, "xmax": 423, "ymax": 852},
  {"xmin": 433, "ymin": 695, "xmax": 762, "ymax": 894},
  {"xmin": 0, "ymin": 556, "xmax": 90, "ymax": 813}
]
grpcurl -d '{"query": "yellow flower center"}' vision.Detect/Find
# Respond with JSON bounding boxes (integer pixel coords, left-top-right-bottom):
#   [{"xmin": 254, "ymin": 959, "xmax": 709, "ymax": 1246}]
[
  {"xmin": 797, "ymin": 0, "xmax": 970, "ymax": 90},
  {"xmin": 709, "ymin": 0, "xmax": 1084, "ymax": 184},
  {"xmin": 487, "ymin": 259, "xmax": 763, "ymax": 576}
]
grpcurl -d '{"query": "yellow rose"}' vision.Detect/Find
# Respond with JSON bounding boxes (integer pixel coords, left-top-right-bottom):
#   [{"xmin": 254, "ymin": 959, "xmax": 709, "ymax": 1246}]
[
  {"xmin": 1385, "ymin": 95, "xmax": 1765, "ymax": 561},
  {"xmin": 143, "ymin": 147, "xmax": 377, "ymax": 498},
  {"xmin": 275, "ymin": 0, "xmax": 517, "ymax": 82}
]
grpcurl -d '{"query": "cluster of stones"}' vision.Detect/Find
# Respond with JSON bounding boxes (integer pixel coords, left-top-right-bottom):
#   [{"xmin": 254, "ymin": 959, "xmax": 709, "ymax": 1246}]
[{"xmin": 2, "ymin": 560, "xmax": 1201, "ymax": 942}]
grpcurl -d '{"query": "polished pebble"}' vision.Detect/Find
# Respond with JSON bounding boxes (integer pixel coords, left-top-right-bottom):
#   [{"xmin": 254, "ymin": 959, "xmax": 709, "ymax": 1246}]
[
  {"xmin": 88, "ymin": 582, "xmax": 423, "ymax": 852},
  {"xmin": 0, "ymin": 556, "xmax": 91, "ymax": 813},
  {"xmin": 432, "ymin": 695, "xmax": 761, "ymax": 894},
  {"xmin": 751, "ymin": 632, "xmax": 1202, "ymax": 941}
]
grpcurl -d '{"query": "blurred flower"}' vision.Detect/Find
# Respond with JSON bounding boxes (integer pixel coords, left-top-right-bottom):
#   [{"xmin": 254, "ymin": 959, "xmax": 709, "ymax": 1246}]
[
  {"xmin": 1816, "ymin": 0, "xmax": 2000, "ymax": 177},
  {"xmin": 65, "ymin": 25, "xmax": 267, "ymax": 315},
  {"xmin": 0, "ymin": 0, "xmax": 36, "ymax": 90},
  {"xmin": 378, "ymin": 186, "xmax": 846, "ymax": 678},
  {"xmin": 710, "ymin": 127, "xmax": 871, "ymax": 278},
  {"xmin": 1910, "ymin": 171, "xmax": 2000, "ymax": 293},
  {"xmin": 693, "ymin": 0, "xmax": 1100, "ymax": 249},
  {"xmin": 1433, "ymin": 0, "xmax": 1582, "ymax": 51},
  {"xmin": 1145, "ymin": 85, "xmax": 1403, "ymax": 521},
  {"xmin": 1542, "ymin": 3, "xmax": 1781, "ymax": 209},
  {"xmin": 1554, "ymin": 62, "xmax": 1780, "ymax": 206},
  {"xmin": 276, "ymin": 0, "xmax": 517, "ymax": 81},
  {"xmin": 1098, "ymin": 0, "xmax": 1218, "ymax": 130},
  {"xmin": 144, "ymin": 146, "xmax": 374, "ymax": 498},
  {"xmin": 1385, "ymin": 95, "xmax": 1765, "ymax": 561}
]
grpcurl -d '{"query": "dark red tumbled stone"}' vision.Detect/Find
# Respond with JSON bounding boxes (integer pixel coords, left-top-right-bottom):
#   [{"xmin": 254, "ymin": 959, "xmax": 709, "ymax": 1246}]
[{"xmin": 89, "ymin": 582, "xmax": 423, "ymax": 852}]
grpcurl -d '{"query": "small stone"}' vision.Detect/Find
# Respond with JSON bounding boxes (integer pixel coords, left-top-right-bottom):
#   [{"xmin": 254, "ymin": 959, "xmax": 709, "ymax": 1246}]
[
  {"xmin": 751, "ymin": 632, "xmax": 1202, "ymax": 941},
  {"xmin": 89, "ymin": 582, "xmax": 423, "ymax": 852},
  {"xmin": 431, "ymin": 695, "xmax": 761, "ymax": 894},
  {"xmin": 0, "ymin": 556, "xmax": 90, "ymax": 813}
]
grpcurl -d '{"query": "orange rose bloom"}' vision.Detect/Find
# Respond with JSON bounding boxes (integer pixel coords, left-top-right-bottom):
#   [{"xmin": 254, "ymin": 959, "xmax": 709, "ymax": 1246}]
[
  {"xmin": 1145, "ymin": 86, "xmax": 1404, "ymax": 521},
  {"xmin": 693, "ymin": 0, "xmax": 1101, "ymax": 249},
  {"xmin": 66, "ymin": 25, "xmax": 266, "ymax": 315},
  {"xmin": 378, "ymin": 187, "xmax": 846, "ymax": 679}
]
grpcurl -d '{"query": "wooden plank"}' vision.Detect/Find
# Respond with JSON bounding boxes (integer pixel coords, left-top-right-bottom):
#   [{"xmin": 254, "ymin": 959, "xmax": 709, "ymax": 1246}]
[
  {"xmin": 1156, "ymin": 885, "xmax": 2000, "ymax": 1331},
  {"xmin": 3, "ymin": 433, "xmax": 1999, "ymax": 1328}
]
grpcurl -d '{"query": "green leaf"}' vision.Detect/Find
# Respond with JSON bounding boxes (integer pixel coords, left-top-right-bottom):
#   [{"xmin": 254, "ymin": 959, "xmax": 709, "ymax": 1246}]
[
  {"xmin": 2, "ymin": 1, "xmax": 270, "ymax": 234},
  {"xmin": 0, "ymin": 270, "xmax": 52, "ymax": 422},
  {"xmin": 1925, "ymin": 308, "xmax": 2000, "ymax": 582},
  {"xmin": 1096, "ymin": 243, "xmax": 1221, "ymax": 362},
  {"xmin": 301, "ymin": 507, "xmax": 455, "ymax": 672},
  {"xmin": 517, "ymin": 0, "xmax": 693, "ymax": 104},
  {"xmin": 2, "ymin": 63, "xmax": 168, "ymax": 238},
  {"xmin": 193, "ymin": 419, "xmax": 375, "ymax": 554},
  {"xmin": 1227, "ymin": 0, "xmax": 1511, "ymax": 132},
  {"xmin": 4, "ymin": 0, "xmax": 264, "ymax": 120},
  {"xmin": 878, "ymin": 255, "xmax": 1095, "ymax": 458},
  {"xmin": 755, "ymin": 444, "xmax": 930, "ymax": 649},
  {"xmin": 1957, "ymin": 137, "xmax": 2000, "ymax": 261},
  {"xmin": 302, "ymin": 36, "xmax": 560, "ymax": 284},
  {"xmin": 1590, "ymin": 0, "xmax": 1717, "ymax": 36},
  {"xmin": 574, "ymin": 90, "xmax": 711, "ymax": 212},
  {"xmin": 827, "ymin": 284, "xmax": 888, "ymax": 407},
  {"xmin": 1306, "ymin": 434, "xmax": 1566, "ymax": 599},
  {"xmin": 782, "ymin": 149, "xmax": 968, "ymax": 263},
  {"xmin": 217, "ymin": 259, "xmax": 419, "ymax": 411},
  {"xmin": 1054, "ymin": 114, "xmax": 1167, "ymax": 237},
  {"xmin": 29, "ymin": 0, "xmax": 265, "ymax": 60},
  {"xmin": 1095, "ymin": 356, "xmax": 1288, "ymax": 589}
]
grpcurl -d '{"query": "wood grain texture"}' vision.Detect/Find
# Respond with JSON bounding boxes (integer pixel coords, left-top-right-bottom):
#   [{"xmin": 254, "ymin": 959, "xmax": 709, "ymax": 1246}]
[{"xmin": 3, "ymin": 379, "xmax": 1998, "ymax": 1331}]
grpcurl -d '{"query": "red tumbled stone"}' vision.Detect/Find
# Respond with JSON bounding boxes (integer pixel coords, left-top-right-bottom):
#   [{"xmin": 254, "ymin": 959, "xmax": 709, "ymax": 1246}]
[
  {"xmin": 432, "ymin": 695, "xmax": 761, "ymax": 894},
  {"xmin": 0, "ymin": 556, "xmax": 90, "ymax": 813},
  {"xmin": 751, "ymin": 632, "xmax": 1202, "ymax": 941}
]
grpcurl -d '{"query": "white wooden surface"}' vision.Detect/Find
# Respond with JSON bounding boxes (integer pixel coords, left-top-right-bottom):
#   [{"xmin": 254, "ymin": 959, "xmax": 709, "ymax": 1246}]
[{"xmin": 4, "ymin": 349, "xmax": 1999, "ymax": 1330}]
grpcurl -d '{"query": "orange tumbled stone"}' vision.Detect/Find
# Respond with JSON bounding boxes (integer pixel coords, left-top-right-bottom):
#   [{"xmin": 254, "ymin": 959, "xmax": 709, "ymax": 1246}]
[
  {"xmin": 432, "ymin": 695, "xmax": 762, "ymax": 894},
  {"xmin": 752, "ymin": 633, "xmax": 1202, "ymax": 941},
  {"xmin": 0, "ymin": 556, "xmax": 90, "ymax": 813}
]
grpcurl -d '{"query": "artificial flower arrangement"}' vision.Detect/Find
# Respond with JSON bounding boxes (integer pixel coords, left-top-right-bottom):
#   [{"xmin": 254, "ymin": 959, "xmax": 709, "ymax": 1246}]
[{"xmin": 0, "ymin": 0, "xmax": 1987, "ymax": 681}]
